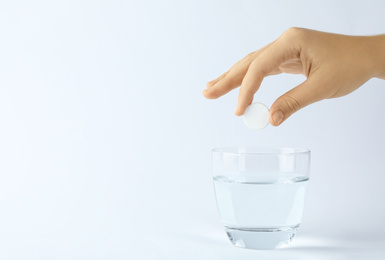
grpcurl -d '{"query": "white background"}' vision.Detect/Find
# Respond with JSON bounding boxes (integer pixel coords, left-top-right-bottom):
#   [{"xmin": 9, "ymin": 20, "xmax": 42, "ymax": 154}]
[{"xmin": 1, "ymin": 0, "xmax": 385, "ymax": 259}]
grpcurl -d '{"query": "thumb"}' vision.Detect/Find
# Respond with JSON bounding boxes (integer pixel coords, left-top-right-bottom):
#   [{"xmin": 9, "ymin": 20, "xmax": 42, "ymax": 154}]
[{"xmin": 269, "ymin": 79, "xmax": 322, "ymax": 126}]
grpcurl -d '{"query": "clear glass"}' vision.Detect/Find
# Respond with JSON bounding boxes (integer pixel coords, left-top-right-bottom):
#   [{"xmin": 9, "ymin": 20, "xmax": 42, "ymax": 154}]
[{"xmin": 212, "ymin": 147, "xmax": 311, "ymax": 250}]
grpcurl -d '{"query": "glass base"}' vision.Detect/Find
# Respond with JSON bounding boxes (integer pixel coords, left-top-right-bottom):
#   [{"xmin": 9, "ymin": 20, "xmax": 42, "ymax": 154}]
[{"xmin": 225, "ymin": 226, "xmax": 299, "ymax": 250}]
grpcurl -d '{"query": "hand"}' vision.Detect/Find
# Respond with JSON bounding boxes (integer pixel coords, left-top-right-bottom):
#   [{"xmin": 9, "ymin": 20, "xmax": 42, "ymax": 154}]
[{"xmin": 203, "ymin": 28, "xmax": 385, "ymax": 126}]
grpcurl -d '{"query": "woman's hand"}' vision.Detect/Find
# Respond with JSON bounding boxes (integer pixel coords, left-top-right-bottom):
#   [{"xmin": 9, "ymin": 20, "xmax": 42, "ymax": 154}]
[{"xmin": 203, "ymin": 28, "xmax": 385, "ymax": 126}]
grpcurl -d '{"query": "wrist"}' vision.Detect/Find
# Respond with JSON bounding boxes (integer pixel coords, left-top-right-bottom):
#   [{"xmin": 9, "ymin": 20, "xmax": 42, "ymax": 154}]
[{"xmin": 370, "ymin": 34, "xmax": 385, "ymax": 79}]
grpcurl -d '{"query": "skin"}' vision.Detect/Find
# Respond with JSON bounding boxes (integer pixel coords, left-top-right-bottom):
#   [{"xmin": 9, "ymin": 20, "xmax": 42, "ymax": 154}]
[{"xmin": 202, "ymin": 28, "xmax": 385, "ymax": 126}]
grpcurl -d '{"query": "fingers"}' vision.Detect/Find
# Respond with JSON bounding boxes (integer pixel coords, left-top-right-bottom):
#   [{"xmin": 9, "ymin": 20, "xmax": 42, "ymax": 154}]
[
  {"xmin": 203, "ymin": 42, "xmax": 276, "ymax": 100},
  {"xmin": 235, "ymin": 41, "xmax": 297, "ymax": 115},
  {"xmin": 203, "ymin": 55, "xmax": 259, "ymax": 99},
  {"xmin": 203, "ymin": 69, "xmax": 246, "ymax": 99},
  {"xmin": 206, "ymin": 71, "xmax": 228, "ymax": 88},
  {"xmin": 203, "ymin": 56, "xmax": 254, "ymax": 99},
  {"xmin": 269, "ymin": 77, "xmax": 324, "ymax": 126}
]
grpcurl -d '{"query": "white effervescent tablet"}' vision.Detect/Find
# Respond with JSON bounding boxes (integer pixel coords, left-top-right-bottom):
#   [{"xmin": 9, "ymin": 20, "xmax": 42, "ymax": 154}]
[{"xmin": 242, "ymin": 102, "xmax": 269, "ymax": 130}]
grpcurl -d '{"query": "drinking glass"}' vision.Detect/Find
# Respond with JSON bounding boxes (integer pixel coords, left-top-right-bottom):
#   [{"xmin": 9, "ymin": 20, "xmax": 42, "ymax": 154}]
[{"xmin": 212, "ymin": 147, "xmax": 310, "ymax": 250}]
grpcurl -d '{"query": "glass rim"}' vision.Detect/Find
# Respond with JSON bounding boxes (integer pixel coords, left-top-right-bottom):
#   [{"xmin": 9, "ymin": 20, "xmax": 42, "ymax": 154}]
[{"xmin": 212, "ymin": 146, "xmax": 310, "ymax": 156}]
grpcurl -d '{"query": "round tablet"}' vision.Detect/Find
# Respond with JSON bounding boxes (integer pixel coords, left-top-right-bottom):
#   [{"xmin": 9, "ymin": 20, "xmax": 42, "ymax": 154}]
[{"xmin": 242, "ymin": 102, "xmax": 269, "ymax": 130}]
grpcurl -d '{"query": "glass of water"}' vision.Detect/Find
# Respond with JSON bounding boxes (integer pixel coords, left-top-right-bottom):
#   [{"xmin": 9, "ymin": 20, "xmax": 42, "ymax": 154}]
[{"xmin": 212, "ymin": 147, "xmax": 310, "ymax": 250}]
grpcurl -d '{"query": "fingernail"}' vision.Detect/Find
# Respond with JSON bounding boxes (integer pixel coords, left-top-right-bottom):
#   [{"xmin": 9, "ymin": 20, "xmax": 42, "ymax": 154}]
[{"xmin": 272, "ymin": 110, "xmax": 284, "ymax": 125}]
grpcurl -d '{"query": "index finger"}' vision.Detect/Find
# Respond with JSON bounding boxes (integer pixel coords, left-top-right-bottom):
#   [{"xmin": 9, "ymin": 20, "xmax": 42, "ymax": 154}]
[{"xmin": 235, "ymin": 40, "xmax": 300, "ymax": 115}]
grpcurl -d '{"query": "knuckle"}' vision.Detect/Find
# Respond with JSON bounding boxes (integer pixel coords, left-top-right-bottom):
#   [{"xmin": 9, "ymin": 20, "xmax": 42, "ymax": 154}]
[
  {"xmin": 233, "ymin": 52, "xmax": 255, "ymax": 68},
  {"xmin": 245, "ymin": 51, "xmax": 256, "ymax": 61},
  {"xmin": 281, "ymin": 27, "xmax": 306, "ymax": 43},
  {"xmin": 285, "ymin": 27, "xmax": 303, "ymax": 36},
  {"xmin": 282, "ymin": 95, "xmax": 301, "ymax": 112},
  {"xmin": 220, "ymin": 74, "xmax": 237, "ymax": 90},
  {"xmin": 249, "ymin": 59, "xmax": 268, "ymax": 77}
]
